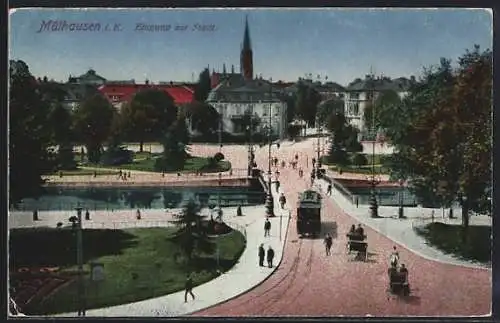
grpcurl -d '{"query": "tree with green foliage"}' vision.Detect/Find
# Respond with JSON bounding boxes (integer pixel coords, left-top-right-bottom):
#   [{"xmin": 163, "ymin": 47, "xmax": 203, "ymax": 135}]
[
  {"xmin": 295, "ymin": 82, "xmax": 321, "ymax": 126},
  {"xmin": 385, "ymin": 45, "xmax": 492, "ymax": 230},
  {"xmin": 194, "ymin": 68, "xmax": 212, "ymax": 102},
  {"xmin": 363, "ymin": 89, "xmax": 402, "ymax": 135},
  {"xmin": 73, "ymin": 93, "xmax": 115, "ymax": 164},
  {"xmin": 181, "ymin": 101, "xmax": 219, "ymax": 136},
  {"xmin": 325, "ymin": 112, "xmax": 362, "ymax": 166},
  {"xmin": 169, "ymin": 199, "xmax": 215, "ymax": 262},
  {"xmin": 121, "ymin": 88, "xmax": 178, "ymax": 152},
  {"xmin": 352, "ymin": 153, "xmax": 368, "ymax": 168},
  {"xmin": 316, "ymin": 98, "xmax": 344, "ymax": 127},
  {"xmin": 155, "ymin": 118, "xmax": 190, "ymax": 172},
  {"xmin": 9, "ymin": 60, "xmax": 55, "ymax": 206},
  {"xmin": 49, "ymin": 103, "xmax": 77, "ymax": 170}
]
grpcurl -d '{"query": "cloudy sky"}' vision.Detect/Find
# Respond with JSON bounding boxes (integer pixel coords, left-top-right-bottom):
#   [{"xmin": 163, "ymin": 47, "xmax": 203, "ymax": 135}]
[{"xmin": 9, "ymin": 8, "xmax": 492, "ymax": 85}]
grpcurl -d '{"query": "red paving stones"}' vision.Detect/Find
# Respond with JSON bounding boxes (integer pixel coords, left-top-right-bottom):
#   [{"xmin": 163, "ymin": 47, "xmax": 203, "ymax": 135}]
[{"xmin": 191, "ymin": 142, "xmax": 490, "ymax": 317}]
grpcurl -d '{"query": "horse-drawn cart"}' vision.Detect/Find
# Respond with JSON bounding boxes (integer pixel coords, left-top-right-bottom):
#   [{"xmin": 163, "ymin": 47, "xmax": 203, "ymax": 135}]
[{"xmin": 346, "ymin": 234, "xmax": 368, "ymax": 261}]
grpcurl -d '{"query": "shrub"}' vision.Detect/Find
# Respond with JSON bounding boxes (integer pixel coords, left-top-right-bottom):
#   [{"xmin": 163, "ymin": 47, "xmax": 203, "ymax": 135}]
[
  {"xmin": 352, "ymin": 153, "xmax": 368, "ymax": 168},
  {"xmin": 101, "ymin": 146, "xmax": 133, "ymax": 166},
  {"xmin": 213, "ymin": 152, "xmax": 225, "ymax": 162}
]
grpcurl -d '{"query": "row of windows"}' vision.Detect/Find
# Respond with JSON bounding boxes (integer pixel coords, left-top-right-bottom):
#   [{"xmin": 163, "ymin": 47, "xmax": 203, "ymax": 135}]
[{"xmin": 216, "ymin": 103, "xmax": 282, "ymax": 116}]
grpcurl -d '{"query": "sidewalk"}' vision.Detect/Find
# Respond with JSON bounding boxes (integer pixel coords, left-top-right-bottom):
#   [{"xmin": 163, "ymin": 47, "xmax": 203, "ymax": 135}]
[
  {"xmin": 315, "ymin": 178, "xmax": 491, "ymax": 270},
  {"xmin": 12, "ymin": 197, "xmax": 290, "ymax": 316}
]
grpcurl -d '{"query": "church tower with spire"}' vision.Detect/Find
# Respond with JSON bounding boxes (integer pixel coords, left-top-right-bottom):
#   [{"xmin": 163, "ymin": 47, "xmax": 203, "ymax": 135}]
[{"xmin": 240, "ymin": 15, "xmax": 253, "ymax": 81}]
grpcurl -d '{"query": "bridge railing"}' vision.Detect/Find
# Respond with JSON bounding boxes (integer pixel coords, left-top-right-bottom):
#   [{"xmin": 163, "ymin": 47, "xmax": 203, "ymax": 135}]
[
  {"xmin": 321, "ymin": 175, "xmax": 356, "ymax": 204},
  {"xmin": 83, "ymin": 220, "xmax": 175, "ymax": 230}
]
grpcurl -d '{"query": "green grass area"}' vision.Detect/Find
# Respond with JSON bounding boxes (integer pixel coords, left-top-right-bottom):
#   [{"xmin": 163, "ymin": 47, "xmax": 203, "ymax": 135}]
[
  {"xmin": 49, "ymin": 168, "xmax": 119, "ymax": 177},
  {"xmin": 10, "ymin": 227, "xmax": 246, "ymax": 315},
  {"xmin": 85, "ymin": 156, "xmax": 231, "ymax": 174},
  {"xmin": 414, "ymin": 222, "xmax": 491, "ymax": 265}
]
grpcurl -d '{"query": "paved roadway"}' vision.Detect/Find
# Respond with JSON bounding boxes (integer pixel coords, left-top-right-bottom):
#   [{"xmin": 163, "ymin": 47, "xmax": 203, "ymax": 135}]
[{"xmin": 187, "ymin": 139, "xmax": 490, "ymax": 316}]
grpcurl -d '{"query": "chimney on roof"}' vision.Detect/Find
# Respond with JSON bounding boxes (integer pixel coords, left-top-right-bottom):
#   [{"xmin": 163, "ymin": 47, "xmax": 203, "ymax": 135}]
[
  {"xmin": 223, "ymin": 63, "xmax": 227, "ymax": 74},
  {"xmin": 231, "ymin": 64, "xmax": 235, "ymax": 74}
]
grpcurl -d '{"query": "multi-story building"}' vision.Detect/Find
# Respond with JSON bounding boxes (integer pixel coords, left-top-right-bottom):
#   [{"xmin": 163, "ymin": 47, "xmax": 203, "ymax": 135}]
[
  {"xmin": 205, "ymin": 16, "xmax": 288, "ymax": 139},
  {"xmin": 344, "ymin": 75, "xmax": 413, "ymax": 136}
]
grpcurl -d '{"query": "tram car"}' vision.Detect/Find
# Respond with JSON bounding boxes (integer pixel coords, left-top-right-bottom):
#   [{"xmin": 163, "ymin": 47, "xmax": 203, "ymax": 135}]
[{"xmin": 296, "ymin": 189, "xmax": 322, "ymax": 237}]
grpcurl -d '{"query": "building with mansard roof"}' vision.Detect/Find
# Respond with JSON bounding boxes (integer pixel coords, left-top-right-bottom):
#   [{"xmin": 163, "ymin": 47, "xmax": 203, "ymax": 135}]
[
  {"xmin": 344, "ymin": 74, "xmax": 414, "ymax": 137},
  {"xmin": 205, "ymin": 16, "xmax": 288, "ymax": 139}
]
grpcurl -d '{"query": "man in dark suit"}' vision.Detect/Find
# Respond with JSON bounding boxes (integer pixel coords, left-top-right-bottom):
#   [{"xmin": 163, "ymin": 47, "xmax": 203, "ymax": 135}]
[
  {"xmin": 258, "ymin": 244, "xmax": 265, "ymax": 267},
  {"xmin": 267, "ymin": 246, "xmax": 275, "ymax": 268}
]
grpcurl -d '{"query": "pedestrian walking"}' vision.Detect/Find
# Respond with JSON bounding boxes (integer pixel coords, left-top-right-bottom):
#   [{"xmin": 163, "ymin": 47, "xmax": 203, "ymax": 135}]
[
  {"xmin": 184, "ymin": 274, "xmax": 195, "ymax": 302},
  {"xmin": 326, "ymin": 183, "xmax": 332, "ymax": 196},
  {"xmin": 264, "ymin": 218, "xmax": 271, "ymax": 237},
  {"xmin": 295, "ymin": 153, "xmax": 298, "ymax": 161},
  {"xmin": 324, "ymin": 233, "xmax": 333, "ymax": 256},
  {"xmin": 279, "ymin": 193, "xmax": 286, "ymax": 209},
  {"xmin": 258, "ymin": 243, "xmax": 265, "ymax": 267},
  {"xmin": 267, "ymin": 246, "xmax": 275, "ymax": 268},
  {"xmin": 431, "ymin": 209, "xmax": 435, "ymax": 222},
  {"xmin": 390, "ymin": 246, "xmax": 400, "ymax": 267},
  {"xmin": 32, "ymin": 209, "xmax": 39, "ymax": 221},
  {"xmin": 136, "ymin": 209, "xmax": 141, "ymax": 220},
  {"xmin": 275, "ymin": 180, "xmax": 280, "ymax": 193},
  {"xmin": 85, "ymin": 209, "xmax": 90, "ymax": 220},
  {"xmin": 298, "ymin": 167, "xmax": 303, "ymax": 178}
]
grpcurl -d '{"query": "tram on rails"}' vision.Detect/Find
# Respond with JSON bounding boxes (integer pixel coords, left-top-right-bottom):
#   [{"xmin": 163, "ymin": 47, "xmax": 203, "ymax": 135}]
[{"xmin": 296, "ymin": 189, "xmax": 322, "ymax": 237}]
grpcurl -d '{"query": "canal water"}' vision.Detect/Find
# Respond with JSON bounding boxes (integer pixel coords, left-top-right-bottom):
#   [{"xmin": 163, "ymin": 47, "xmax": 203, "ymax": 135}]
[{"xmin": 13, "ymin": 186, "xmax": 266, "ymax": 211}]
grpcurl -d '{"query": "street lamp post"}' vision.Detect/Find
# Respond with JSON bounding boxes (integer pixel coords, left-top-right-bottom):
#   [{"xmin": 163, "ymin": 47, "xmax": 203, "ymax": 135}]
[
  {"xmin": 74, "ymin": 206, "xmax": 86, "ymax": 316},
  {"xmin": 398, "ymin": 179, "xmax": 405, "ymax": 218},
  {"xmin": 247, "ymin": 98, "xmax": 254, "ymax": 177},
  {"xmin": 316, "ymin": 118, "xmax": 322, "ymax": 178},
  {"xmin": 265, "ymin": 79, "xmax": 275, "ymax": 217},
  {"xmin": 369, "ymin": 129, "xmax": 379, "ymax": 218}
]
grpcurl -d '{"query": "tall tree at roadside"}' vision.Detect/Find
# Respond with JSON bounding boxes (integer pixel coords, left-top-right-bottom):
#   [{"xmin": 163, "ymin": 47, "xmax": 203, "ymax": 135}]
[
  {"xmin": 295, "ymin": 82, "xmax": 321, "ymax": 126},
  {"xmin": 73, "ymin": 93, "xmax": 115, "ymax": 163},
  {"xmin": 121, "ymin": 89, "xmax": 178, "ymax": 152},
  {"xmin": 9, "ymin": 60, "xmax": 55, "ymax": 206},
  {"xmin": 386, "ymin": 46, "xmax": 492, "ymax": 229},
  {"xmin": 194, "ymin": 68, "xmax": 212, "ymax": 102}
]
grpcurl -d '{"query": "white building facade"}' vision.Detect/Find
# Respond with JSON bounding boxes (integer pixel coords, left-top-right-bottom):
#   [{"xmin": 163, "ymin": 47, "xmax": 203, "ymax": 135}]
[
  {"xmin": 344, "ymin": 76, "xmax": 412, "ymax": 136},
  {"xmin": 206, "ymin": 80, "xmax": 288, "ymax": 139}
]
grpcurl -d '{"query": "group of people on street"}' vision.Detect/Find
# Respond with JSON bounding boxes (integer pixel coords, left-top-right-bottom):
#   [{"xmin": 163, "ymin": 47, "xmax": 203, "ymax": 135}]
[
  {"xmin": 347, "ymin": 223, "xmax": 365, "ymax": 241},
  {"xmin": 258, "ymin": 243, "xmax": 275, "ymax": 268}
]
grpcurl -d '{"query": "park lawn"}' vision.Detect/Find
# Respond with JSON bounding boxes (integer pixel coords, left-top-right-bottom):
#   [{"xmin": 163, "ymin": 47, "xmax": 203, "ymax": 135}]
[
  {"xmin": 89, "ymin": 156, "xmax": 232, "ymax": 174},
  {"xmin": 414, "ymin": 222, "xmax": 491, "ymax": 265},
  {"xmin": 10, "ymin": 227, "xmax": 246, "ymax": 315}
]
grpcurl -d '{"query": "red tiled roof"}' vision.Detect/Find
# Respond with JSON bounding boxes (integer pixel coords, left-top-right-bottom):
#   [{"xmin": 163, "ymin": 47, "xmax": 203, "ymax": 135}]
[{"xmin": 98, "ymin": 84, "xmax": 194, "ymax": 105}]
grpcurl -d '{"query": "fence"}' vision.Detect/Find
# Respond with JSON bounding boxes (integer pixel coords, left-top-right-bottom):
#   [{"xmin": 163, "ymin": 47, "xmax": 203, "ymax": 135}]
[
  {"xmin": 83, "ymin": 220, "xmax": 175, "ymax": 230},
  {"xmin": 322, "ymin": 175, "xmax": 356, "ymax": 204}
]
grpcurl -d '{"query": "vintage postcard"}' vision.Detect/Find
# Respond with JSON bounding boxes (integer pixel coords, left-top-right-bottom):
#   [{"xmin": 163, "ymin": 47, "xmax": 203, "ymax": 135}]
[{"xmin": 8, "ymin": 7, "xmax": 492, "ymax": 317}]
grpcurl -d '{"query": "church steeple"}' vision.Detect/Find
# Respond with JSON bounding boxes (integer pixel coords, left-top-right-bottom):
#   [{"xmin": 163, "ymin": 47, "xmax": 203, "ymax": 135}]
[{"xmin": 240, "ymin": 15, "xmax": 253, "ymax": 81}]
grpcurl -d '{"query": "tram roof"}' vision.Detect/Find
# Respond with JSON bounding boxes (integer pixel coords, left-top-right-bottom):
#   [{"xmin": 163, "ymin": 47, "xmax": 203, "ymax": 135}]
[{"xmin": 298, "ymin": 189, "xmax": 321, "ymax": 203}]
